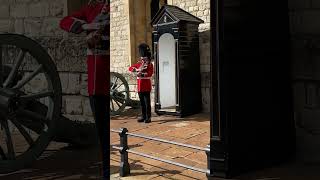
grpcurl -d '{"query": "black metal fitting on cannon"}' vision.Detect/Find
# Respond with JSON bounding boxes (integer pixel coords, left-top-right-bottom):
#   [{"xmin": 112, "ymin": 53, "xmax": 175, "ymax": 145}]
[{"xmin": 119, "ymin": 128, "xmax": 130, "ymax": 177}]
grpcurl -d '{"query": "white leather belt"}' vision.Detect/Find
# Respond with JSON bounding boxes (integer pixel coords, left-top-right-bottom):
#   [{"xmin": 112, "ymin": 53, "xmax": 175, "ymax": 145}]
[{"xmin": 137, "ymin": 77, "xmax": 152, "ymax": 80}]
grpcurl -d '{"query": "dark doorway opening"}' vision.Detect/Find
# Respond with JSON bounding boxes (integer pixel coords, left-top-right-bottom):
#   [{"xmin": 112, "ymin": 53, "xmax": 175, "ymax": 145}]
[{"xmin": 209, "ymin": 0, "xmax": 296, "ymax": 178}]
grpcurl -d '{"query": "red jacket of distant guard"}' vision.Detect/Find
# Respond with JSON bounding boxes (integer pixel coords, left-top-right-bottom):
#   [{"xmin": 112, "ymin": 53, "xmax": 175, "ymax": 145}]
[
  {"xmin": 59, "ymin": 2, "xmax": 110, "ymax": 96},
  {"xmin": 129, "ymin": 58, "xmax": 154, "ymax": 92}
]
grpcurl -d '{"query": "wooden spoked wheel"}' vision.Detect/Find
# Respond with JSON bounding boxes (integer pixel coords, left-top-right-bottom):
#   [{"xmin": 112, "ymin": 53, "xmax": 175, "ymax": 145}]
[
  {"xmin": 110, "ymin": 72, "xmax": 129, "ymax": 116},
  {"xmin": 0, "ymin": 34, "xmax": 62, "ymax": 173}
]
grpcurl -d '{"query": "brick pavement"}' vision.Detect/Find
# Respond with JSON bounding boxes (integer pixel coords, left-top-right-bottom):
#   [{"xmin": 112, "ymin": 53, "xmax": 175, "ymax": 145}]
[
  {"xmin": 110, "ymin": 110, "xmax": 320, "ymax": 180},
  {"xmin": 110, "ymin": 109, "xmax": 210, "ymax": 180},
  {"xmin": 1, "ymin": 109, "xmax": 320, "ymax": 179}
]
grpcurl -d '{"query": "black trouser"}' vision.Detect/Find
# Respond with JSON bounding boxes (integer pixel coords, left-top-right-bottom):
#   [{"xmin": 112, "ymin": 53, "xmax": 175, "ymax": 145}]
[
  {"xmin": 89, "ymin": 95, "xmax": 109, "ymax": 179},
  {"xmin": 138, "ymin": 92, "xmax": 151, "ymax": 119}
]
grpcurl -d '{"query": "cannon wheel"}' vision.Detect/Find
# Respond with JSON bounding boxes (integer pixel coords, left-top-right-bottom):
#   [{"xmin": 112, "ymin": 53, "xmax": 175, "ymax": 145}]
[
  {"xmin": 110, "ymin": 72, "xmax": 129, "ymax": 116},
  {"xmin": 0, "ymin": 34, "xmax": 62, "ymax": 173}
]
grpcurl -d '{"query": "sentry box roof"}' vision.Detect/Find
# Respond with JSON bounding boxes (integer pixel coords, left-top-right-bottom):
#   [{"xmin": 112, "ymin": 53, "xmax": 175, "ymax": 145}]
[{"xmin": 151, "ymin": 5, "xmax": 204, "ymax": 26}]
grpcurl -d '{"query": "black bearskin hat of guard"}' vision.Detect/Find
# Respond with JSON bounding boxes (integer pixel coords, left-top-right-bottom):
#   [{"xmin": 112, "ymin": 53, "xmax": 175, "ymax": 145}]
[{"xmin": 138, "ymin": 43, "xmax": 152, "ymax": 60}]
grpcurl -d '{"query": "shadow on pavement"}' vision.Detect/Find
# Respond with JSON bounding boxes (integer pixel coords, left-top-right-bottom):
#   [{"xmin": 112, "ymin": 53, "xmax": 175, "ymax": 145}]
[{"xmin": 0, "ymin": 144, "xmax": 109, "ymax": 180}]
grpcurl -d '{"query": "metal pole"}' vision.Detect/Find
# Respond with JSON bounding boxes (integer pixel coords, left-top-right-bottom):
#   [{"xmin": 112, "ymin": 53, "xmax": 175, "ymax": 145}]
[
  {"xmin": 119, "ymin": 128, "xmax": 130, "ymax": 177},
  {"xmin": 111, "ymin": 129, "xmax": 209, "ymax": 151},
  {"xmin": 126, "ymin": 132, "xmax": 210, "ymax": 152},
  {"xmin": 112, "ymin": 146, "xmax": 210, "ymax": 174}
]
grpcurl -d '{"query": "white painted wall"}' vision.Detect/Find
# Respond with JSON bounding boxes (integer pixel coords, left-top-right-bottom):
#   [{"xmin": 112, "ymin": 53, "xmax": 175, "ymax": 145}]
[{"xmin": 158, "ymin": 33, "xmax": 176, "ymax": 108}]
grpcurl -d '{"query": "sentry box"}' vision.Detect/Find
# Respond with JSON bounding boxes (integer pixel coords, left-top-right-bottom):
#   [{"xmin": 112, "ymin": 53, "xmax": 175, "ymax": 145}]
[{"xmin": 151, "ymin": 5, "xmax": 204, "ymax": 117}]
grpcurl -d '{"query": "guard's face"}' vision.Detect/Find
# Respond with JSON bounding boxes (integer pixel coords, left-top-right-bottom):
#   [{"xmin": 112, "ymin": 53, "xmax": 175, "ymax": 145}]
[{"xmin": 141, "ymin": 57, "xmax": 150, "ymax": 64}]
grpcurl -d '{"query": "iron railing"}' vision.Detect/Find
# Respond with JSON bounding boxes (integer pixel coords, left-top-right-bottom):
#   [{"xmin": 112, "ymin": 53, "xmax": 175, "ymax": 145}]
[{"xmin": 111, "ymin": 128, "xmax": 217, "ymax": 177}]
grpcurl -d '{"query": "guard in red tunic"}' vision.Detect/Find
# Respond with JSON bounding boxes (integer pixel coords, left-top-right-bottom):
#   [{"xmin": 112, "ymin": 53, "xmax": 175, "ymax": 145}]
[
  {"xmin": 129, "ymin": 43, "xmax": 154, "ymax": 123},
  {"xmin": 59, "ymin": 0, "xmax": 109, "ymax": 178}
]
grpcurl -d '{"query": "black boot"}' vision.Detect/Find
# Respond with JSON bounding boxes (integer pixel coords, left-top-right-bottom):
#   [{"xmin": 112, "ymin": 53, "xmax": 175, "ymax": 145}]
[
  {"xmin": 137, "ymin": 116, "xmax": 145, "ymax": 122},
  {"xmin": 144, "ymin": 118, "xmax": 151, "ymax": 123}
]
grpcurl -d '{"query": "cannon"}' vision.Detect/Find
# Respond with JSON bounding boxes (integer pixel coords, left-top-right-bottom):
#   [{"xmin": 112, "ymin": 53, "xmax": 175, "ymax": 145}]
[
  {"xmin": 0, "ymin": 33, "xmax": 106, "ymax": 173},
  {"xmin": 0, "ymin": 34, "xmax": 139, "ymax": 174},
  {"xmin": 110, "ymin": 72, "xmax": 140, "ymax": 116},
  {"xmin": 0, "ymin": 33, "xmax": 140, "ymax": 173}
]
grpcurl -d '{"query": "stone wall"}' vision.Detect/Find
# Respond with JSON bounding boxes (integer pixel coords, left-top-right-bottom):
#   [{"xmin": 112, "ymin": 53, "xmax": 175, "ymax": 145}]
[
  {"xmin": 110, "ymin": 0, "xmax": 130, "ymax": 74},
  {"xmin": 0, "ymin": 0, "xmax": 93, "ymax": 122},
  {"xmin": 289, "ymin": 0, "xmax": 320, "ymax": 161},
  {"xmin": 168, "ymin": 0, "xmax": 211, "ymax": 112}
]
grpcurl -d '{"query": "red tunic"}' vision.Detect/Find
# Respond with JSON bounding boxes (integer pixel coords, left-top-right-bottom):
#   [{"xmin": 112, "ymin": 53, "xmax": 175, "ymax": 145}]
[
  {"xmin": 60, "ymin": 3, "xmax": 110, "ymax": 96},
  {"xmin": 129, "ymin": 62, "xmax": 154, "ymax": 92}
]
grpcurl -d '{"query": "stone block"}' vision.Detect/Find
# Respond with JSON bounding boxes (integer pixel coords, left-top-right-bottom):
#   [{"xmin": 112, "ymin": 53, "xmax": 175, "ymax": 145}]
[
  {"xmin": 11, "ymin": 0, "xmax": 32, "ymax": 3},
  {"xmin": 80, "ymin": 73, "xmax": 89, "ymax": 96},
  {"xmin": 0, "ymin": 20, "xmax": 10, "ymax": 32},
  {"xmin": 0, "ymin": 0, "xmax": 8, "ymax": 4},
  {"xmin": 197, "ymin": 11, "xmax": 204, "ymax": 17},
  {"xmin": 301, "ymin": 109, "xmax": 320, "ymax": 129},
  {"xmin": 288, "ymin": 0, "xmax": 311, "ymax": 9},
  {"xmin": 65, "ymin": 96, "xmax": 83, "ymax": 115},
  {"xmin": 204, "ymin": 9, "xmax": 209, "ymax": 16},
  {"xmin": 201, "ymin": 87, "xmax": 210, "ymax": 112},
  {"xmin": 41, "ymin": 18, "xmax": 63, "ymax": 36},
  {"xmin": 293, "ymin": 83, "xmax": 306, "ymax": 111},
  {"xmin": 14, "ymin": 19, "xmax": 24, "ymax": 34},
  {"xmin": 10, "ymin": 4, "xmax": 28, "ymax": 18},
  {"xmin": 201, "ymin": 72, "xmax": 210, "ymax": 88},
  {"xmin": 29, "ymin": 2, "xmax": 49, "ymax": 17},
  {"xmin": 63, "ymin": 114, "xmax": 94, "ymax": 123},
  {"xmin": 291, "ymin": 11, "xmax": 320, "ymax": 34},
  {"xmin": 59, "ymin": 73, "xmax": 69, "ymax": 94},
  {"xmin": 59, "ymin": 73, "xmax": 81, "ymax": 94},
  {"xmin": 200, "ymin": 64, "xmax": 210, "ymax": 73},
  {"xmin": 67, "ymin": 73, "xmax": 81, "ymax": 94},
  {"xmin": 61, "ymin": 95, "xmax": 66, "ymax": 114},
  {"xmin": 0, "ymin": 4, "xmax": 9, "ymax": 18},
  {"xmin": 49, "ymin": 0, "xmax": 65, "ymax": 17},
  {"xmin": 55, "ymin": 53, "xmax": 87, "ymax": 72},
  {"xmin": 24, "ymin": 19, "xmax": 42, "ymax": 36},
  {"xmin": 82, "ymin": 98, "xmax": 93, "ymax": 116}
]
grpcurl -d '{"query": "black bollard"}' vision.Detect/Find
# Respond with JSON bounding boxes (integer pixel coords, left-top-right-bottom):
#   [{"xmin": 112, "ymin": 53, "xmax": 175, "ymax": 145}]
[
  {"xmin": 119, "ymin": 128, "xmax": 130, "ymax": 177},
  {"xmin": 206, "ymin": 144, "xmax": 214, "ymax": 179}
]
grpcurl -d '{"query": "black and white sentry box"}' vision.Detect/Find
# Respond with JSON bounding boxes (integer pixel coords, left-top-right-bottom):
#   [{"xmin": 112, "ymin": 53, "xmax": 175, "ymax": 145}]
[{"xmin": 151, "ymin": 5, "xmax": 204, "ymax": 117}]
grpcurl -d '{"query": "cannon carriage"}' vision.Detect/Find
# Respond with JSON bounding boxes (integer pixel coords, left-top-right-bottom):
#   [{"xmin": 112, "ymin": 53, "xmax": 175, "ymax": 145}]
[{"xmin": 0, "ymin": 33, "xmax": 136, "ymax": 173}]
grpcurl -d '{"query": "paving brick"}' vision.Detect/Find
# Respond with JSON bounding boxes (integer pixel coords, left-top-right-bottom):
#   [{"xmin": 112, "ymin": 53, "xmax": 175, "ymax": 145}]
[
  {"xmin": 132, "ymin": 141, "xmax": 172, "ymax": 155},
  {"xmin": 160, "ymin": 147, "xmax": 194, "ymax": 159},
  {"xmin": 110, "ymin": 109, "xmax": 211, "ymax": 178},
  {"xmin": 185, "ymin": 151, "xmax": 207, "ymax": 164},
  {"xmin": 171, "ymin": 169, "xmax": 207, "ymax": 180},
  {"xmin": 148, "ymin": 162, "xmax": 186, "ymax": 177}
]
